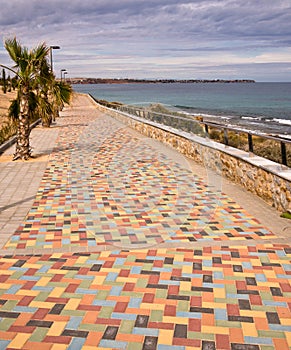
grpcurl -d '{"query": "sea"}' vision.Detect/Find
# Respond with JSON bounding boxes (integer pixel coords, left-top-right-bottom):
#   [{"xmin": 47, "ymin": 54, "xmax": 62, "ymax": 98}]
[{"xmin": 73, "ymin": 82, "xmax": 291, "ymax": 139}]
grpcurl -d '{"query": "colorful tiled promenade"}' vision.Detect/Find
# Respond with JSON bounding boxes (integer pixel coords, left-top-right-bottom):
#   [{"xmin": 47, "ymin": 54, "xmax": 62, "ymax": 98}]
[{"xmin": 0, "ymin": 94, "xmax": 290, "ymax": 349}]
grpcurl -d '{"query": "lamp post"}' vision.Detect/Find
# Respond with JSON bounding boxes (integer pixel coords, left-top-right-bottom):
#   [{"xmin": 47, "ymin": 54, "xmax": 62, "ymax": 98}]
[
  {"xmin": 50, "ymin": 45, "xmax": 60, "ymax": 72},
  {"xmin": 63, "ymin": 71, "xmax": 68, "ymax": 82},
  {"xmin": 60, "ymin": 69, "xmax": 66, "ymax": 81}
]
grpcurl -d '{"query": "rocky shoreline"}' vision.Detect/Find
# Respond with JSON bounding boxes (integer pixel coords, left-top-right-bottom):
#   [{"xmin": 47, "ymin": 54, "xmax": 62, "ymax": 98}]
[{"xmin": 70, "ymin": 77, "xmax": 255, "ymax": 84}]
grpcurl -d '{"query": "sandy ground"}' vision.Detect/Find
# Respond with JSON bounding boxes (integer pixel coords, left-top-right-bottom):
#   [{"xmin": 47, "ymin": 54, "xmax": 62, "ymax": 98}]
[{"xmin": 0, "ymin": 90, "xmax": 16, "ymax": 126}]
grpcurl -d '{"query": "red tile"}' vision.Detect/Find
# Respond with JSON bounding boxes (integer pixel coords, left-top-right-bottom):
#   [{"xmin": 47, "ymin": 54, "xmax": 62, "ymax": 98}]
[
  {"xmin": 43, "ymin": 336, "xmax": 71, "ymax": 344},
  {"xmin": 164, "ymin": 305, "xmax": 176, "ymax": 316},
  {"xmin": 142, "ymin": 293, "xmax": 155, "ymax": 303},
  {"xmin": 188, "ymin": 319, "xmax": 201, "ymax": 332},
  {"xmin": 250, "ymin": 294, "xmax": 263, "ymax": 305},
  {"xmin": 148, "ymin": 322, "xmax": 174, "ymax": 330},
  {"xmin": 227, "ymin": 304, "xmax": 240, "ymax": 316},
  {"xmin": 114, "ymin": 302, "xmax": 128, "ymax": 312},
  {"xmin": 216, "ymin": 334, "xmax": 230, "ymax": 350},
  {"xmin": 33, "ymin": 308, "xmax": 50, "ymax": 320}
]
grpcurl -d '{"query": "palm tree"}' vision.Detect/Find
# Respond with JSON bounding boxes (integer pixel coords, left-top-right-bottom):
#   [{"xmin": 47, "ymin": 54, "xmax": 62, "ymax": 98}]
[{"xmin": 1, "ymin": 37, "xmax": 72, "ymax": 159}]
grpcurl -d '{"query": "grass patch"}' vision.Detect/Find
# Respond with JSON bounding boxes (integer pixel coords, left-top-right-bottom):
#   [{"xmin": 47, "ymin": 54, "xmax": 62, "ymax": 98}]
[{"xmin": 280, "ymin": 212, "xmax": 291, "ymax": 219}]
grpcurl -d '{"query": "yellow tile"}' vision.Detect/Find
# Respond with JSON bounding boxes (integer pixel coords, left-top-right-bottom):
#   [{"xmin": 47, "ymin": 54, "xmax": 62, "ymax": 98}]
[
  {"xmin": 64, "ymin": 298, "xmax": 81, "ymax": 310},
  {"xmin": 8, "ymin": 333, "xmax": 30, "ymax": 349},
  {"xmin": 202, "ymin": 326, "xmax": 229, "ymax": 334},
  {"xmin": 182, "ymin": 265, "xmax": 192, "ymax": 274},
  {"xmin": 281, "ymin": 318, "xmax": 291, "ymax": 326},
  {"xmin": 263, "ymin": 270, "xmax": 276, "ymax": 278},
  {"xmin": 180, "ymin": 281, "xmax": 191, "ymax": 291},
  {"xmin": 213, "ymin": 288, "xmax": 225, "ymax": 298},
  {"xmin": 48, "ymin": 269, "xmax": 68, "ymax": 275},
  {"xmin": 47, "ymin": 321, "xmax": 67, "ymax": 336},
  {"xmin": 285, "ymin": 332, "xmax": 291, "ymax": 346},
  {"xmin": 30, "ymin": 301, "xmax": 56, "ymax": 309},
  {"xmin": 49, "ymin": 287, "xmax": 66, "ymax": 298},
  {"xmin": 51, "ymin": 344, "xmax": 68, "ymax": 350},
  {"xmin": 158, "ymin": 329, "xmax": 174, "ymax": 345},
  {"xmin": 174, "ymin": 254, "xmax": 184, "ymax": 262},
  {"xmin": 116, "ymin": 277, "xmax": 137, "ymax": 283},
  {"xmin": 0, "ymin": 270, "xmax": 14, "ymax": 276},
  {"xmin": 242, "ymin": 322, "xmax": 258, "ymax": 337},
  {"xmin": 93, "ymin": 276, "xmax": 106, "ymax": 284},
  {"xmin": 163, "ymin": 316, "xmax": 189, "ymax": 324},
  {"xmin": 140, "ymin": 303, "xmax": 164, "ymax": 311},
  {"xmin": 256, "ymin": 282, "xmax": 280, "ymax": 287},
  {"xmin": 203, "ymin": 302, "xmax": 226, "ymax": 309},
  {"xmin": 17, "ymin": 290, "xmax": 39, "ymax": 297},
  {"xmin": 36, "ymin": 277, "xmax": 51, "ymax": 287},
  {"xmin": 240, "ymin": 310, "xmax": 266, "ymax": 318}
]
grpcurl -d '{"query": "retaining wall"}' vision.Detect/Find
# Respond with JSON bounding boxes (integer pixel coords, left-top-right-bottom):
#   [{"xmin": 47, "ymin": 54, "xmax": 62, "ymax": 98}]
[{"xmin": 93, "ymin": 99, "xmax": 291, "ymax": 213}]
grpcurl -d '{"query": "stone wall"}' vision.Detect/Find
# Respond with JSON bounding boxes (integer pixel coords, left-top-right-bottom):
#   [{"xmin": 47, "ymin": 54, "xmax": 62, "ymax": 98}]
[{"xmin": 94, "ymin": 100, "xmax": 291, "ymax": 213}]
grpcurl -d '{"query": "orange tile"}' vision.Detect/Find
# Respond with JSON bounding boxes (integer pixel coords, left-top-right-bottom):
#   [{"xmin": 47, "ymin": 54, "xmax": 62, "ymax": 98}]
[
  {"xmin": 84, "ymin": 332, "xmax": 103, "ymax": 347},
  {"xmin": 83, "ymin": 311, "xmax": 98, "ymax": 324},
  {"xmin": 23, "ymin": 341, "xmax": 52, "ymax": 350},
  {"xmin": 254, "ymin": 317, "xmax": 269, "ymax": 331},
  {"xmin": 116, "ymin": 333, "xmax": 144, "ymax": 342},
  {"xmin": 273, "ymin": 338, "xmax": 289, "ymax": 350},
  {"xmin": 13, "ymin": 313, "xmax": 33, "ymax": 326},
  {"xmin": 202, "ymin": 313, "xmax": 215, "ymax": 326},
  {"xmin": 277, "ymin": 306, "xmax": 291, "ymax": 318},
  {"xmin": 229, "ymin": 328, "xmax": 244, "ymax": 343}
]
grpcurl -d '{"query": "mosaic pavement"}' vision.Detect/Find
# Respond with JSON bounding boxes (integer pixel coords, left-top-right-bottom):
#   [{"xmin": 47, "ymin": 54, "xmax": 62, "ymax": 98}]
[
  {"xmin": 0, "ymin": 246, "xmax": 290, "ymax": 349},
  {"xmin": 0, "ymin": 95, "xmax": 290, "ymax": 349},
  {"xmin": 4, "ymin": 107, "xmax": 275, "ymax": 251}
]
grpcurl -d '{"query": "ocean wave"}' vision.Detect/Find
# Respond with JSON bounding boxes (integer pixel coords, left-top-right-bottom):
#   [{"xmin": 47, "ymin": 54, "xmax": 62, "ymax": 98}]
[{"xmin": 272, "ymin": 118, "xmax": 291, "ymax": 126}]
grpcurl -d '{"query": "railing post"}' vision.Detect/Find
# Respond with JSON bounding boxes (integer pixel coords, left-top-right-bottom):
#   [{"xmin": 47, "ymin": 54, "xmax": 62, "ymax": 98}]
[
  {"xmin": 224, "ymin": 129, "xmax": 229, "ymax": 145},
  {"xmin": 205, "ymin": 124, "xmax": 209, "ymax": 136},
  {"xmin": 248, "ymin": 133, "xmax": 253, "ymax": 152},
  {"xmin": 281, "ymin": 141, "xmax": 287, "ymax": 166}
]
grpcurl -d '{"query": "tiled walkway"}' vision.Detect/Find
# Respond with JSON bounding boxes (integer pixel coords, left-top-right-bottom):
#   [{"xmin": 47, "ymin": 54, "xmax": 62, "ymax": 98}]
[{"xmin": 0, "ymin": 94, "xmax": 290, "ymax": 349}]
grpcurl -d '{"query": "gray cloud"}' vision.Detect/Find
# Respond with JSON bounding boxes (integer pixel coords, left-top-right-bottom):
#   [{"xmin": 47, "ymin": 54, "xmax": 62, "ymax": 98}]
[{"xmin": 0, "ymin": 0, "xmax": 290, "ymax": 81}]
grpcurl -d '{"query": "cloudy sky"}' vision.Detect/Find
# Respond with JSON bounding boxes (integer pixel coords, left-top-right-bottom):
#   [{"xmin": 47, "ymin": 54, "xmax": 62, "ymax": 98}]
[{"xmin": 0, "ymin": 0, "xmax": 290, "ymax": 81}]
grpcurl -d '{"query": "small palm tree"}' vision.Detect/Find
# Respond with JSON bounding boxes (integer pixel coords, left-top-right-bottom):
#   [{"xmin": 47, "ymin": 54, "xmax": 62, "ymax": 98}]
[{"xmin": 1, "ymin": 37, "xmax": 72, "ymax": 159}]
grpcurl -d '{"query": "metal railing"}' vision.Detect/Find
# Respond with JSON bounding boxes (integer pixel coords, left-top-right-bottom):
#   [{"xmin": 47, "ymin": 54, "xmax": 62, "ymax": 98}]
[{"xmin": 90, "ymin": 96, "xmax": 290, "ymax": 167}]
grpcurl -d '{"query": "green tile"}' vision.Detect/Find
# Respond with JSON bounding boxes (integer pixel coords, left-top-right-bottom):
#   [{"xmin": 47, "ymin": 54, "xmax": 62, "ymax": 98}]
[
  {"xmin": 150, "ymin": 310, "xmax": 163, "ymax": 322},
  {"xmin": 225, "ymin": 284, "xmax": 237, "ymax": 294},
  {"xmin": 11, "ymin": 271, "xmax": 23, "ymax": 279},
  {"xmin": 120, "ymin": 320, "xmax": 134, "ymax": 334},
  {"xmin": 62, "ymin": 310, "xmax": 85, "ymax": 317},
  {"xmin": 259, "ymin": 292, "xmax": 273, "ymax": 301},
  {"xmin": 260, "ymin": 346, "xmax": 274, "ymax": 350},
  {"xmin": 155, "ymin": 289, "xmax": 167, "ymax": 299},
  {"xmin": 34, "ymin": 292, "xmax": 50, "ymax": 302},
  {"xmin": 79, "ymin": 280, "xmax": 92, "ymax": 289},
  {"xmin": 216, "ymin": 320, "xmax": 241, "ymax": 328},
  {"xmin": 0, "ymin": 318, "xmax": 14, "ymax": 331},
  {"xmin": 79, "ymin": 323, "xmax": 105, "ymax": 332},
  {"xmin": 188, "ymin": 331, "xmax": 214, "ymax": 340},
  {"xmin": 30, "ymin": 327, "xmax": 48, "ymax": 342},
  {"xmin": 135, "ymin": 279, "xmax": 147, "ymax": 288},
  {"xmin": 258, "ymin": 330, "xmax": 286, "ymax": 338},
  {"xmin": 97, "ymin": 306, "xmax": 114, "ymax": 318},
  {"xmin": 96, "ymin": 290, "xmax": 109, "ymax": 300},
  {"xmin": 177, "ymin": 300, "xmax": 189, "ymax": 312},
  {"xmin": 127, "ymin": 342, "xmax": 143, "ymax": 350},
  {"xmin": 2, "ymin": 300, "xmax": 18, "ymax": 311}
]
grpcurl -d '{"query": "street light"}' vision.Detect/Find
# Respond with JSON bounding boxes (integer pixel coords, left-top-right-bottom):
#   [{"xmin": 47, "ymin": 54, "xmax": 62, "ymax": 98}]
[
  {"xmin": 60, "ymin": 69, "xmax": 66, "ymax": 81},
  {"xmin": 50, "ymin": 45, "xmax": 60, "ymax": 72},
  {"xmin": 63, "ymin": 71, "xmax": 68, "ymax": 82}
]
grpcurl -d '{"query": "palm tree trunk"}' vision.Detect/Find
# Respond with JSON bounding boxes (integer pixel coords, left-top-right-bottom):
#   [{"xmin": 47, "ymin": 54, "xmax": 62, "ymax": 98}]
[{"xmin": 13, "ymin": 90, "xmax": 31, "ymax": 160}]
